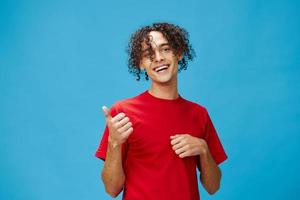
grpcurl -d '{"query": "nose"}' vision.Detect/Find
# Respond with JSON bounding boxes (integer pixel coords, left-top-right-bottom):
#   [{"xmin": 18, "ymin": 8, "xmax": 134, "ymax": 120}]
[{"xmin": 154, "ymin": 50, "xmax": 164, "ymax": 62}]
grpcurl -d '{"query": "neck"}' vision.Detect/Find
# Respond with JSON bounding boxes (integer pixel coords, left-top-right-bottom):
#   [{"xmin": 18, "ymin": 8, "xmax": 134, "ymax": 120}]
[{"xmin": 148, "ymin": 79, "xmax": 178, "ymax": 100}]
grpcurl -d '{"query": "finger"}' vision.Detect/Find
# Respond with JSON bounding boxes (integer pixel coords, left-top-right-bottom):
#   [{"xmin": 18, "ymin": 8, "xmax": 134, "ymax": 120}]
[
  {"xmin": 175, "ymin": 146, "xmax": 187, "ymax": 155},
  {"xmin": 118, "ymin": 122, "xmax": 132, "ymax": 133},
  {"xmin": 116, "ymin": 117, "xmax": 130, "ymax": 128},
  {"xmin": 121, "ymin": 127, "xmax": 133, "ymax": 139},
  {"xmin": 170, "ymin": 135, "xmax": 184, "ymax": 145},
  {"xmin": 102, "ymin": 106, "xmax": 111, "ymax": 119},
  {"xmin": 170, "ymin": 134, "xmax": 181, "ymax": 139},
  {"xmin": 179, "ymin": 151, "xmax": 190, "ymax": 158},
  {"xmin": 172, "ymin": 142, "xmax": 185, "ymax": 151},
  {"xmin": 111, "ymin": 112, "xmax": 126, "ymax": 123},
  {"xmin": 179, "ymin": 147, "xmax": 197, "ymax": 158}
]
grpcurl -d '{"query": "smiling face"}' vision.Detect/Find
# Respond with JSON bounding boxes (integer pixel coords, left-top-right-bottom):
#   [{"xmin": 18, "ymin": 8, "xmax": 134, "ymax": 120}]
[{"xmin": 139, "ymin": 31, "xmax": 183, "ymax": 86}]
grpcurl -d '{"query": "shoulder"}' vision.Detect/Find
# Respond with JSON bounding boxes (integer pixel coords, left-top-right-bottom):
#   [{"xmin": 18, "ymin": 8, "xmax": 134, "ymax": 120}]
[
  {"xmin": 180, "ymin": 97, "xmax": 212, "ymax": 125},
  {"xmin": 180, "ymin": 97, "xmax": 208, "ymax": 114},
  {"xmin": 110, "ymin": 92, "xmax": 145, "ymax": 112},
  {"xmin": 117, "ymin": 92, "xmax": 144, "ymax": 105}
]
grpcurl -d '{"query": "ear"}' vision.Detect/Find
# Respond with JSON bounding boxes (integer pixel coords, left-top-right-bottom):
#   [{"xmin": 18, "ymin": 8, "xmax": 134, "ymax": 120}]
[
  {"xmin": 139, "ymin": 64, "xmax": 145, "ymax": 71},
  {"xmin": 177, "ymin": 54, "xmax": 183, "ymax": 61}
]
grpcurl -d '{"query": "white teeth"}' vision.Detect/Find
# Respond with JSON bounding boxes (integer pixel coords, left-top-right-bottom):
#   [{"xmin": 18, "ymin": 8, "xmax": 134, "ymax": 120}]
[{"xmin": 154, "ymin": 65, "xmax": 168, "ymax": 72}]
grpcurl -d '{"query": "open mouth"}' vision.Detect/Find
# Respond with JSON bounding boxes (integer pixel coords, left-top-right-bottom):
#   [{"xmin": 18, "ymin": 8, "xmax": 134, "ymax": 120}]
[{"xmin": 153, "ymin": 64, "xmax": 169, "ymax": 73}]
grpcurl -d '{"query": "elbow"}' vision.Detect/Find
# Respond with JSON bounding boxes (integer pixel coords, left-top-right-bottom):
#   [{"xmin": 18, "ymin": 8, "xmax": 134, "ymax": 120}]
[
  {"xmin": 105, "ymin": 186, "xmax": 122, "ymax": 198},
  {"xmin": 207, "ymin": 188, "xmax": 219, "ymax": 195},
  {"xmin": 206, "ymin": 183, "xmax": 220, "ymax": 195},
  {"xmin": 101, "ymin": 173, "xmax": 124, "ymax": 198},
  {"xmin": 102, "ymin": 180, "xmax": 124, "ymax": 198}
]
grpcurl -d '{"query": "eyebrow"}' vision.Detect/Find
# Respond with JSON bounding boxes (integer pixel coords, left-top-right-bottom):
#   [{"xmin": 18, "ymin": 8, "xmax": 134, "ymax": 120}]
[
  {"xmin": 141, "ymin": 43, "xmax": 170, "ymax": 54},
  {"xmin": 158, "ymin": 43, "xmax": 170, "ymax": 48},
  {"xmin": 156, "ymin": 43, "xmax": 170, "ymax": 50}
]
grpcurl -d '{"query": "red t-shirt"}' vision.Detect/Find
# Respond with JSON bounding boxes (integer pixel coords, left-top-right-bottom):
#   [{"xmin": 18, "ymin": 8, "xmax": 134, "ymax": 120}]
[{"xmin": 95, "ymin": 91, "xmax": 227, "ymax": 200}]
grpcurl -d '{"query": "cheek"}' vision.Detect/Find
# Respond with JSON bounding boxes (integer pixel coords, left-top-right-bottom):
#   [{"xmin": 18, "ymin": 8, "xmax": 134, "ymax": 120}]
[
  {"xmin": 140, "ymin": 59, "xmax": 152, "ymax": 69},
  {"xmin": 143, "ymin": 63, "xmax": 153, "ymax": 72}
]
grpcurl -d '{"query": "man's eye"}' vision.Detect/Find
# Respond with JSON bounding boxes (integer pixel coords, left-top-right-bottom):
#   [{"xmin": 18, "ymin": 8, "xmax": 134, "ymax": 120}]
[
  {"xmin": 163, "ymin": 48, "xmax": 171, "ymax": 52},
  {"xmin": 143, "ymin": 53, "xmax": 151, "ymax": 58}
]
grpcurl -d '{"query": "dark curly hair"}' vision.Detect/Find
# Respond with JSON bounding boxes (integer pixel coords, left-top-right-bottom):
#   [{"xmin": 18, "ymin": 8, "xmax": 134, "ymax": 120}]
[{"xmin": 127, "ymin": 22, "xmax": 195, "ymax": 81}]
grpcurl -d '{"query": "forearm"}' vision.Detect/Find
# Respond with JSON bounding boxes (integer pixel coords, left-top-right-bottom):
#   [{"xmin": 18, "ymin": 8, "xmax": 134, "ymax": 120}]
[
  {"xmin": 170, "ymin": 134, "xmax": 223, "ymax": 194},
  {"xmin": 101, "ymin": 143, "xmax": 125, "ymax": 197},
  {"xmin": 199, "ymin": 149, "xmax": 222, "ymax": 194}
]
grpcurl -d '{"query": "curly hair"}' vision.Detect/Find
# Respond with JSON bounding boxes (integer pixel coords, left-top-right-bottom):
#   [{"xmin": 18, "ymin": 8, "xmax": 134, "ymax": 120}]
[{"xmin": 127, "ymin": 22, "xmax": 195, "ymax": 81}]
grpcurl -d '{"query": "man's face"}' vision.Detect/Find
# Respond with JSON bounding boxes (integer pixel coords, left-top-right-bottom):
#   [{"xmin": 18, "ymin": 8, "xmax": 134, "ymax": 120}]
[{"xmin": 139, "ymin": 31, "xmax": 182, "ymax": 85}]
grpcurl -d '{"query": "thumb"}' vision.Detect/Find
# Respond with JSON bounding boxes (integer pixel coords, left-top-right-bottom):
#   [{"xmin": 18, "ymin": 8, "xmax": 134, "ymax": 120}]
[{"xmin": 102, "ymin": 106, "xmax": 111, "ymax": 119}]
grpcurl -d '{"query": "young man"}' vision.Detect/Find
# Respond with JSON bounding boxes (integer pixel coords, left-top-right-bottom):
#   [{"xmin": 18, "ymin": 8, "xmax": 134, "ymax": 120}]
[{"xmin": 95, "ymin": 22, "xmax": 227, "ymax": 200}]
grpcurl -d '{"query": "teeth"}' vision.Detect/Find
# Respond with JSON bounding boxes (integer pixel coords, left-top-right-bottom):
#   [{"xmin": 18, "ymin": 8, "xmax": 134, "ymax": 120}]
[{"xmin": 154, "ymin": 65, "xmax": 168, "ymax": 72}]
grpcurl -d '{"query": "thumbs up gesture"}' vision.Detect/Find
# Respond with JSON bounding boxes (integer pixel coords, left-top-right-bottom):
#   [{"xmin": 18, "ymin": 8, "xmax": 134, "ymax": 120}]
[{"xmin": 102, "ymin": 106, "xmax": 133, "ymax": 147}]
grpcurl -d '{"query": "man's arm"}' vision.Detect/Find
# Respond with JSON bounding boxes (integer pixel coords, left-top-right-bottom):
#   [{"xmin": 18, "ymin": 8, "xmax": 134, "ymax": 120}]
[
  {"xmin": 197, "ymin": 143, "xmax": 221, "ymax": 194},
  {"xmin": 170, "ymin": 134, "xmax": 221, "ymax": 194},
  {"xmin": 101, "ymin": 106, "xmax": 133, "ymax": 197},
  {"xmin": 101, "ymin": 142, "xmax": 125, "ymax": 197}
]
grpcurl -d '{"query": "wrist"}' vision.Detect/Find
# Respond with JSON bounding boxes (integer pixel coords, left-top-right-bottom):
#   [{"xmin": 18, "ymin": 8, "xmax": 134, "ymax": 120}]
[
  {"xmin": 198, "ymin": 139, "xmax": 209, "ymax": 157},
  {"xmin": 108, "ymin": 136, "xmax": 122, "ymax": 149}
]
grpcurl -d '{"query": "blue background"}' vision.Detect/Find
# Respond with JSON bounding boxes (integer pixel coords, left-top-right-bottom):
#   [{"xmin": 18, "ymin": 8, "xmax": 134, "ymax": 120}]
[{"xmin": 1, "ymin": 0, "xmax": 299, "ymax": 199}]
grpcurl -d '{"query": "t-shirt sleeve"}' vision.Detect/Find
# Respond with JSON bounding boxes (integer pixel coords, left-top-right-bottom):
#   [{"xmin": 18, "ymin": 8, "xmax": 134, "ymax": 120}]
[
  {"xmin": 94, "ymin": 104, "xmax": 119, "ymax": 161},
  {"xmin": 95, "ymin": 125, "xmax": 109, "ymax": 160},
  {"xmin": 203, "ymin": 111, "xmax": 228, "ymax": 165}
]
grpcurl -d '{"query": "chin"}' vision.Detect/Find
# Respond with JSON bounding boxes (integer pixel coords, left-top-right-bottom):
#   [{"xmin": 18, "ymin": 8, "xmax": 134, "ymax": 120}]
[
  {"xmin": 152, "ymin": 77, "xmax": 173, "ymax": 84},
  {"xmin": 148, "ymin": 71, "xmax": 176, "ymax": 84}
]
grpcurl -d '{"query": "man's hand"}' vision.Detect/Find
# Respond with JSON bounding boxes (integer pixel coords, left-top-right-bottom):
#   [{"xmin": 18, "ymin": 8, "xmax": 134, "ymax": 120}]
[
  {"xmin": 101, "ymin": 106, "xmax": 131, "ymax": 197},
  {"xmin": 171, "ymin": 134, "xmax": 222, "ymax": 194},
  {"xmin": 170, "ymin": 134, "xmax": 208, "ymax": 158},
  {"xmin": 102, "ymin": 106, "xmax": 133, "ymax": 147}
]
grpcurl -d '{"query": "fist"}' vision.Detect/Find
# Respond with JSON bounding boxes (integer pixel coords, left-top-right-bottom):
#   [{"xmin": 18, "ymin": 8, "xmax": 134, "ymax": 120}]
[
  {"xmin": 102, "ymin": 106, "xmax": 133, "ymax": 147},
  {"xmin": 170, "ymin": 134, "xmax": 208, "ymax": 158}
]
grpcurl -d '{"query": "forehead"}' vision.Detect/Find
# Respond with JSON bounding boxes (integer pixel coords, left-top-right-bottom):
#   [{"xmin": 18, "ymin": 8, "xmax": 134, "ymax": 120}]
[{"xmin": 141, "ymin": 31, "xmax": 168, "ymax": 50}]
